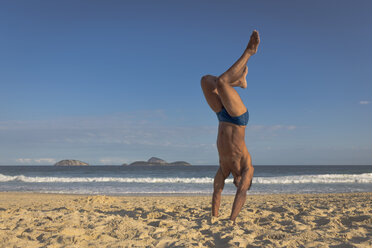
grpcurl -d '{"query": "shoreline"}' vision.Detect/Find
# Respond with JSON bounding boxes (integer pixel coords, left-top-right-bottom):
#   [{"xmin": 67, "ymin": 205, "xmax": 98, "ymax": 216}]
[
  {"xmin": 0, "ymin": 192, "xmax": 371, "ymax": 247},
  {"xmin": 1, "ymin": 190, "xmax": 372, "ymax": 197}
]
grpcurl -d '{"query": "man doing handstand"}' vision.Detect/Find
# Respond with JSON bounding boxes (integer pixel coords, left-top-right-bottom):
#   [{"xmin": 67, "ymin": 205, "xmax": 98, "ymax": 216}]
[{"xmin": 200, "ymin": 30, "xmax": 260, "ymax": 222}]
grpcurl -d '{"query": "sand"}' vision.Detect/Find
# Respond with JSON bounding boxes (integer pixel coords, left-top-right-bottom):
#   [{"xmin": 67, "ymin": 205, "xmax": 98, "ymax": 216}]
[{"xmin": 0, "ymin": 192, "xmax": 371, "ymax": 248}]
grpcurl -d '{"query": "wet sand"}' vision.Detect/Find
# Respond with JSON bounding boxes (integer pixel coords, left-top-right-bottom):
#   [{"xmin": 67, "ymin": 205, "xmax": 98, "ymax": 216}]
[{"xmin": 0, "ymin": 192, "xmax": 371, "ymax": 247}]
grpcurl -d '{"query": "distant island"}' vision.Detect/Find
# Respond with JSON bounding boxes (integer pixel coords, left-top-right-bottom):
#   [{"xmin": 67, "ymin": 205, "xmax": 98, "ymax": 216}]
[
  {"xmin": 123, "ymin": 157, "xmax": 191, "ymax": 166},
  {"xmin": 54, "ymin": 160, "xmax": 89, "ymax": 166}
]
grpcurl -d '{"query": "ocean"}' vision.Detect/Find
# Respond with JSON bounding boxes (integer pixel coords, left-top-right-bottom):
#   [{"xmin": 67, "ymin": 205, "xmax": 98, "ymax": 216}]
[{"xmin": 0, "ymin": 165, "xmax": 371, "ymax": 195}]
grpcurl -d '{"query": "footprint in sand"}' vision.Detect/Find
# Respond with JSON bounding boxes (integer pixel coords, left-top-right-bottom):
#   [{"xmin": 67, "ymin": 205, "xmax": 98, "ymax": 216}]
[
  {"xmin": 340, "ymin": 215, "xmax": 370, "ymax": 227},
  {"xmin": 313, "ymin": 217, "xmax": 330, "ymax": 227},
  {"xmin": 268, "ymin": 206, "xmax": 287, "ymax": 213}
]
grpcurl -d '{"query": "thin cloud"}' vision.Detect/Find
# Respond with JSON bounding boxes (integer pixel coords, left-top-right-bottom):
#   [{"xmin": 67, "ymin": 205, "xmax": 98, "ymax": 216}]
[
  {"xmin": 35, "ymin": 158, "xmax": 57, "ymax": 164},
  {"xmin": 99, "ymin": 158, "xmax": 128, "ymax": 165},
  {"xmin": 16, "ymin": 158, "xmax": 56, "ymax": 165},
  {"xmin": 3, "ymin": 113, "xmax": 297, "ymax": 165},
  {"xmin": 359, "ymin": 101, "xmax": 370, "ymax": 105},
  {"xmin": 16, "ymin": 158, "xmax": 33, "ymax": 164},
  {"xmin": 248, "ymin": 125, "xmax": 297, "ymax": 132},
  {"xmin": 287, "ymin": 125, "xmax": 296, "ymax": 130},
  {"xmin": 1, "ymin": 113, "xmax": 218, "ymax": 165}
]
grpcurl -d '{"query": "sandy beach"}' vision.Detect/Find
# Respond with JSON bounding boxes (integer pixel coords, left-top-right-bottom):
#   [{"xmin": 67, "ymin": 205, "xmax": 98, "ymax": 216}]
[{"xmin": 0, "ymin": 192, "xmax": 371, "ymax": 247}]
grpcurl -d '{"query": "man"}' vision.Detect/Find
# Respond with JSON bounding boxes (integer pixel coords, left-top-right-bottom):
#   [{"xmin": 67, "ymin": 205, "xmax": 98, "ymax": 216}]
[{"xmin": 200, "ymin": 30, "xmax": 260, "ymax": 222}]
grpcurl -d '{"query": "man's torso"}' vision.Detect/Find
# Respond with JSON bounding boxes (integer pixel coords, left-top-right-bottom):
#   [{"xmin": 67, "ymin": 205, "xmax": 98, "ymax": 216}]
[{"xmin": 217, "ymin": 122, "xmax": 250, "ymax": 177}]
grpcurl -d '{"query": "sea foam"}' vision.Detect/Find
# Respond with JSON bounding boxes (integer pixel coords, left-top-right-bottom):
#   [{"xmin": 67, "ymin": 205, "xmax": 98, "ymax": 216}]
[{"xmin": 1, "ymin": 173, "xmax": 372, "ymax": 184}]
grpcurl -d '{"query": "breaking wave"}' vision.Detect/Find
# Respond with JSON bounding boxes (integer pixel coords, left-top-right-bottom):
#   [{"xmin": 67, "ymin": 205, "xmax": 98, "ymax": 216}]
[{"xmin": 1, "ymin": 173, "xmax": 372, "ymax": 184}]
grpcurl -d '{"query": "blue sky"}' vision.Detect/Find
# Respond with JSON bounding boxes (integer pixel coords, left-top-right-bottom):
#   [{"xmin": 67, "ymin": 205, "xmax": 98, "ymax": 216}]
[{"xmin": 0, "ymin": 0, "xmax": 371, "ymax": 165}]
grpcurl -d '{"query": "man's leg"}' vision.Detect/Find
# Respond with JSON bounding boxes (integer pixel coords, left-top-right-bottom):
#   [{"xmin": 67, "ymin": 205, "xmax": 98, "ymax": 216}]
[
  {"xmin": 216, "ymin": 72, "xmax": 248, "ymax": 117},
  {"xmin": 212, "ymin": 167, "xmax": 229, "ymax": 217},
  {"xmin": 219, "ymin": 30, "xmax": 260, "ymax": 86},
  {"xmin": 201, "ymin": 75, "xmax": 223, "ymax": 113},
  {"xmin": 230, "ymin": 66, "xmax": 248, "ymax": 88},
  {"xmin": 230, "ymin": 165, "xmax": 254, "ymax": 222},
  {"xmin": 216, "ymin": 31, "xmax": 260, "ymax": 117}
]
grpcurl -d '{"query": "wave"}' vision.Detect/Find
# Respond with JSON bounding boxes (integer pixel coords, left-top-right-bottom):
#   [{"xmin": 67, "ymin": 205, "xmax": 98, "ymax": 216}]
[
  {"xmin": 1, "ymin": 173, "xmax": 372, "ymax": 184},
  {"xmin": 0, "ymin": 174, "xmax": 215, "ymax": 183},
  {"xmin": 254, "ymin": 173, "xmax": 372, "ymax": 184}
]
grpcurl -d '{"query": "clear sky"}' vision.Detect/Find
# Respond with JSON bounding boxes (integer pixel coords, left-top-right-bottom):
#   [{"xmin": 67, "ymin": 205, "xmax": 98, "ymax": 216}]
[{"xmin": 1, "ymin": 0, "xmax": 371, "ymax": 165}]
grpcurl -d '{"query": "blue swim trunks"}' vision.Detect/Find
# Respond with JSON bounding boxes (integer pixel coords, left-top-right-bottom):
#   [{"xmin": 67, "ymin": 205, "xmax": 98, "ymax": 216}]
[{"xmin": 216, "ymin": 108, "xmax": 249, "ymax": 126}]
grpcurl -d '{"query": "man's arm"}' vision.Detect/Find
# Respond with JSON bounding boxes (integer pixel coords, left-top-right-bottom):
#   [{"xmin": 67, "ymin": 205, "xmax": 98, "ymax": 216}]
[
  {"xmin": 230, "ymin": 168, "xmax": 253, "ymax": 222},
  {"xmin": 212, "ymin": 168, "xmax": 226, "ymax": 217}
]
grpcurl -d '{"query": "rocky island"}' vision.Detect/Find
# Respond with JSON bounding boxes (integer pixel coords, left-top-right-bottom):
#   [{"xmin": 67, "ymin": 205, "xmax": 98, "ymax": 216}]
[
  {"xmin": 54, "ymin": 160, "xmax": 89, "ymax": 166},
  {"xmin": 124, "ymin": 157, "xmax": 191, "ymax": 166}
]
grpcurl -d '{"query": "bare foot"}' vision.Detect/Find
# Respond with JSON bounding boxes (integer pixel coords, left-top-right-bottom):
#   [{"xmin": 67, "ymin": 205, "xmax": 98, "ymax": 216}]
[
  {"xmin": 230, "ymin": 66, "xmax": 248, "ymax": 88},
  {"xmin": 240, "ymin": 66, "xmax": 248, "ymax": 88},
  {"xmin": 246, "ymin": 30, "xmax": 260, "ymax": 55}
]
